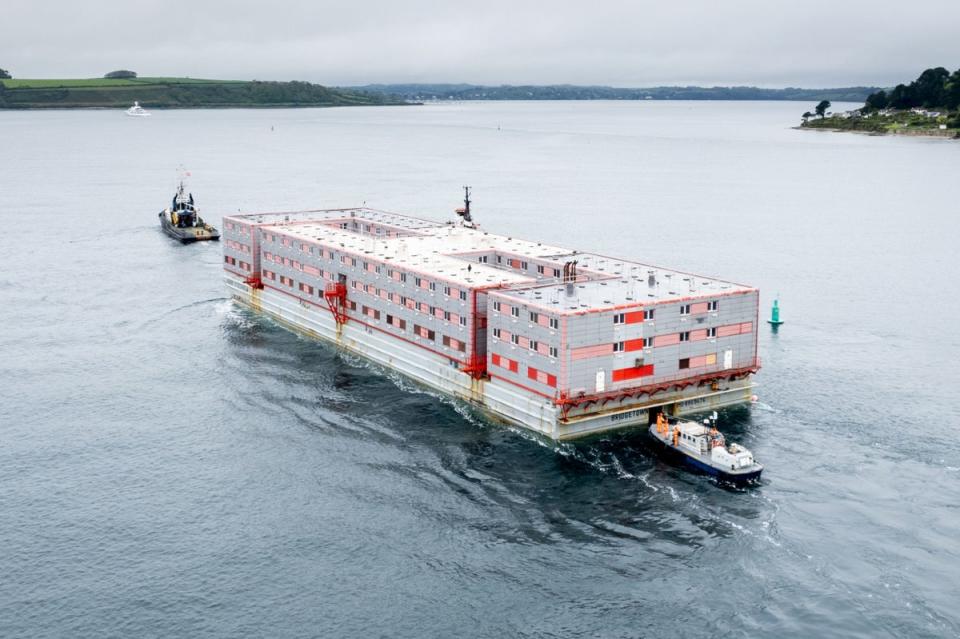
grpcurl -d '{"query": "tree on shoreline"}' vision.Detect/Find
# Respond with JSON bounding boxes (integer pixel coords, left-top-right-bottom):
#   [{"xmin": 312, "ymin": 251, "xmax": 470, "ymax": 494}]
[
  {"xmin": 865, "ymin": 90, "xmax": 888, "ymax": 110},
  {"xmin": 0, "ymin": 68, "xmax": 11, "ymax": 79},
  {"xmin": 104, "ymin": 70, "xmax": 137, "ymax": 79},
  {"xmin": 863, "ymin": 67, "xmax": 960, "ymax": 112},
  {"xmin": 815, "ymin": 100, "xmax": 831, "ymax": 118}
]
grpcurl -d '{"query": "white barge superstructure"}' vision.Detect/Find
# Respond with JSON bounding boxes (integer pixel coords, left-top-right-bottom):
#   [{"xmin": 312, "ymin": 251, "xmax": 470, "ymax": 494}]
[{"xmin": 222, "ymin": 203, "xmax": 759, "ymax": 440}]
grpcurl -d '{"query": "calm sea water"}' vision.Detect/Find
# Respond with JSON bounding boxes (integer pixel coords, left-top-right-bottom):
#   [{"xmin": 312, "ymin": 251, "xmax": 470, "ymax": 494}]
[{"xmin": 1, "ymin": 101, "xmax": 958, "ymax": 638}]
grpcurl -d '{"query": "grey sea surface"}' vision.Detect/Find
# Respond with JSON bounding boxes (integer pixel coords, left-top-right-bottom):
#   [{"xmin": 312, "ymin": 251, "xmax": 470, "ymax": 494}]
[{"xmin": 1, "ymin": 101, "xmax": 958, "ymax": 638}]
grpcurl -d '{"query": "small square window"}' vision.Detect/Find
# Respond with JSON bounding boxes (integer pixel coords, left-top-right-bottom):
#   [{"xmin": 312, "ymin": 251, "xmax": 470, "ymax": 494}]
[
  {"xmin": 680, "ymin": 304, "xmax": 691, "ymax": 315},
  {"xmin": 679, "ymin": 357, "xmax": 690, "ymax": 369},
  {"xmin": 613, "ymin": 341, "xmax": 625, "ymax": 352},
  {"xmin": 679, "ymin": 332, "xmax": 690, "ymax": 342}
]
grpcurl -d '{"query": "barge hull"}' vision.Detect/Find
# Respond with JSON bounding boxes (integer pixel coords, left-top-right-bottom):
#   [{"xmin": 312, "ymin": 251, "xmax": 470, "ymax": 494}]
[{"xmin": 226, "ymin": 274, "xmax": 754, "ymax": 440}]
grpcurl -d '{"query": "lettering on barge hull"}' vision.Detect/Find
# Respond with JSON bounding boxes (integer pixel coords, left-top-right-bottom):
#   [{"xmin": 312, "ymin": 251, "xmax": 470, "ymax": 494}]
[{"xmin": 609, "ymin": 409, "xmax": 647, "ymax": 424}]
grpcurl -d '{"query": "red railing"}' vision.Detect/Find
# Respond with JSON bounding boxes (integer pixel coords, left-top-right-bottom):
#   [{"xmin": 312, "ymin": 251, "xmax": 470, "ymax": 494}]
[{"xmin": 556, "ymin": 360, "xmax": 760, "ymax": 420}]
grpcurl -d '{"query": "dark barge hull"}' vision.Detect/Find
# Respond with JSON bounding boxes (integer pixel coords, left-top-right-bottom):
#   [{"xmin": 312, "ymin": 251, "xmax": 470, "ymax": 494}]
[
  {"xmin": 647, "ymin": 431, "xmax": 763, "ymax": 485},
  {"xmin": 158, "ymin": 211, "xmax": 220, "ymax": 243}
]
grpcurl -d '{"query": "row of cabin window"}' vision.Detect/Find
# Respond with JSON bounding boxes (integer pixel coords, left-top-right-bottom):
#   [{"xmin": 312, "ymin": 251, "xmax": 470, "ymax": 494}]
[
  {"xmin": 536, "ymin": 264, "xmax": 561, "ymax": 277},
  {"xmin": 491, "ymin": 328, "xmax": 559, "ymax": 358},
  {"xmin": 491, "ymin": 302, "xmax": 560, "ymax": 329},
  {"xmin": 613, "ymin": 309, "xmax": 655, "ymax": 324},
  {"xmin": 411, "ymin": 324, "xmax": 467, "ymax": 352},
  {"xmin": 353, "ymin": 282, "xmax": 469, "ymax": 326},
  {"xmin": 262, "ymin": 275, "xmax": 467, "ymax": 352},
  {"xmin": 267, "ymin": 242, "xmax": 470, "ymax": 300},
  {"xmin": 264, "ymin": 270, "xmax": 470, "ymax": 327},
  {"xmin": 223, "ymin": 255, "xmax": 250, "ymax": 271},
  {"xmin": 680, "ymin": 301, "xmax": 719, "ymax": 314},
  {"xmin": 495, "ymin": 256, "xmax": 562, "ymax": 278},
  {"xmin": 611, "ymin": 327, "xmax": 719, "ymax": 351},
  {"xmin": 611, "ymin": 301, "xmax": 720, "ymax": 325},
  {"xmin": 613, "ymin": 338, "xmax": 654, "ymax": 351},
  {"xmin": 680, "ymin": 328, "xmax": 717, "ymax": 341}
]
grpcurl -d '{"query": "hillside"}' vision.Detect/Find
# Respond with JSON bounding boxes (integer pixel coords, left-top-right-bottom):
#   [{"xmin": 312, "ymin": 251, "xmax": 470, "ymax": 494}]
[
  {"xmin": 799, "ymin": 66, "xmax": 960, "ymax": 137},
  {"xmin": 0, "ymin": 77, "xmax": 406, "ymax": 109},
  {"xmin": 346, "ymin": 83, "xmax": 880, "ymax": 102}
]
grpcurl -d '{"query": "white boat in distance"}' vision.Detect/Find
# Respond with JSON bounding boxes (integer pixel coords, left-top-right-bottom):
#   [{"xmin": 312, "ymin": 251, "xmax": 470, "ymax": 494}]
[{"xmin": 125, "ymin": 101, "xmax": 151, "ymax": 117}]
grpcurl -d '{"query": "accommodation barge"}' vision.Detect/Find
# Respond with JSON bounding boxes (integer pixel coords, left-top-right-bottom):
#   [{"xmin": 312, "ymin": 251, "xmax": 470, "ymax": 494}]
[{"xmin": 222, "ymin": 204, "xmax": 759, "ymax": 440}]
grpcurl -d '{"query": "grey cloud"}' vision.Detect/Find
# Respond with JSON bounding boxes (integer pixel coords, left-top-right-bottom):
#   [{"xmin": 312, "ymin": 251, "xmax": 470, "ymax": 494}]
[{"xmin": 3, "ymin": 0, "xmax": 958, "ymax": 86}]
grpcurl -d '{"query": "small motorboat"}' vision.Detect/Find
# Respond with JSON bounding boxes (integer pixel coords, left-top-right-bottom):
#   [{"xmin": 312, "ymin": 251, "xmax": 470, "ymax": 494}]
[
  {"xmin": 158, "ymin": 180, "xmax": 219, "ymax": 243},
  {"xmin": 648, "ymin": 412, "xmax": 762, "ymax": 485},
  {"xmin": 125, "ymin": 101, "xmax": 151, "ymax": 117}
]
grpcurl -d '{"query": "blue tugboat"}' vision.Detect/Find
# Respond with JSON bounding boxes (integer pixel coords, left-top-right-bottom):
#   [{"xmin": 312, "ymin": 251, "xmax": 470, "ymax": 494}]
[{"xmin": 649, "ymin": 412, "xmax": 763, "ymax": 485}]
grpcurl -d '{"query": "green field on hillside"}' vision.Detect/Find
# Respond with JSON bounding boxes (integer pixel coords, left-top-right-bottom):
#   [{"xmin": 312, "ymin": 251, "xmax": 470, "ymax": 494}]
[
  {"xmin": 0, "ymin": 77, "xmax": 248, "ymax": 89},
  {"xmin": 0, "ymin": 77, "xmax": 404, "ymax": 108}
]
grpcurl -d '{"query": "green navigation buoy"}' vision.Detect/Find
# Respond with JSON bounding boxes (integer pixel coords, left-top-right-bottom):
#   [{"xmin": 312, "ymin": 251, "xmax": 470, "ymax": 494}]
[{"xmin": 768, "ymin": 297, "xmax": 784, "ymax": 326}]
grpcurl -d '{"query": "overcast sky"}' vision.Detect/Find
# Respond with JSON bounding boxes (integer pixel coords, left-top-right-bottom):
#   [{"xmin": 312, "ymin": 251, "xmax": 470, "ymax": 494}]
[{"xmin": 4, "ymin": 0, "xmax": 959, "ymax": 87}]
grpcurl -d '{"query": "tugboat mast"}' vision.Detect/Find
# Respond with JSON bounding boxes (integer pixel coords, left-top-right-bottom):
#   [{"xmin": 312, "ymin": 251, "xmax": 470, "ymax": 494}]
[{"xmin": 455, "ymin": 186, "xmax": 474, "ymax": 227}]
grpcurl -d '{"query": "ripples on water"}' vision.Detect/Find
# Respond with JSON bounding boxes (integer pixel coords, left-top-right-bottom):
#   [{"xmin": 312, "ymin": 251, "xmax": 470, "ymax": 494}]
[{"xmin": 1, "ymin": 102, "xmax": 958, "ymax": 637}]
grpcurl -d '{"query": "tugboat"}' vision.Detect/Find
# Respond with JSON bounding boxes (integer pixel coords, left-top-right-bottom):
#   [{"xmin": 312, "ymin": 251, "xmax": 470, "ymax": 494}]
[
  {"xmin": 158, "ymin": 181, "xmax": 219, "ymax": 243},
  {"xmin": 649, "ymin": 412, "xmax": 763, "ymax": 485}
]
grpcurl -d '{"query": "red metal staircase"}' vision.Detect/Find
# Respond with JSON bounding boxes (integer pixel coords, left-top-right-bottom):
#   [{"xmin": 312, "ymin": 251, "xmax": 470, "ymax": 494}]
[{"xmin": 323, "ymin": 282, "xmax": 348, "ymax": 326}]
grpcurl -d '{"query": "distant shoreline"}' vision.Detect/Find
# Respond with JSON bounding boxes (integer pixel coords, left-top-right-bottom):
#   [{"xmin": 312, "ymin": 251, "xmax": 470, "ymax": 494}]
[{"xmin": 344, "ymin": 83, "xmax": 880, "ymax": 103}]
